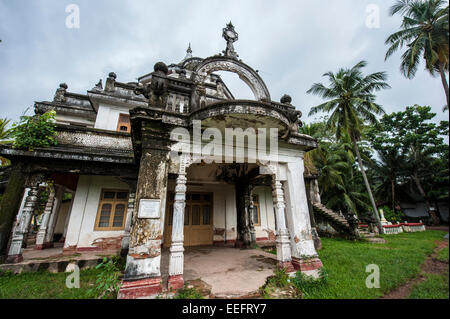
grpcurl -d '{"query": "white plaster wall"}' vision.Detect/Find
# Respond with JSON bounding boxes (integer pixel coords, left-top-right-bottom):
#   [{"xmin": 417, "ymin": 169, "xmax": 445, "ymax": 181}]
[
  {"xmin": 53, "ymin": 201, "xmax": 71, "ymax": 235},
  {"xmin": 253, "ymin": 186, "xmax": 276, "ymax": 239},
  {"xmin": 94, "ymin": 103, "xmax": 130, "ymax": 131},
  {"xmin": 64, "ymin": 175, "xmax": 129, "ymax": 249},
  {"xmin": 56, "ymin": 114, "xmax": 94, "ymax": 127}
]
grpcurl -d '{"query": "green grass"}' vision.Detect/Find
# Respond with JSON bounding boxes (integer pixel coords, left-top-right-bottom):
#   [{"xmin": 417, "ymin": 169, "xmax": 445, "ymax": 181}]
[
  {"xmin": 408, "ymin": 271, "xmax": 449, "ymax": 299},
  {"xmin": 301, "ymin": 230, "xmax": 447, "ymax": 298},
  {"xmin": 436, "ymin": 246, "xmax": 449, "ymax": 262},
  {"xmin": 0, "ymin": 268, "xmax": 103, "ymax": 299}
]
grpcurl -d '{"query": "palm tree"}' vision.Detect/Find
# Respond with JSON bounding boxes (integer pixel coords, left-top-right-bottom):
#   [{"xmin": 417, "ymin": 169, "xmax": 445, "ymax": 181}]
[
  {"xmin": 385, "ymin": 0, "xmax": 449, "ymax": 108},
  {"xmin": 307, "ymin": 60, "xmax": 390, "ymax": 233},
  {"xmin": 0, "ymin": 118, "xmax": 12, "ymax": 166}
]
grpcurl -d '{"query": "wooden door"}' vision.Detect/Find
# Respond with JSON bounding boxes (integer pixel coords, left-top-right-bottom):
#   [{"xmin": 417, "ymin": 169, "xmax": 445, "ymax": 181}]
[{"xmin": 163, "ymin": 192, "xmax": 213, "ymax": 247}]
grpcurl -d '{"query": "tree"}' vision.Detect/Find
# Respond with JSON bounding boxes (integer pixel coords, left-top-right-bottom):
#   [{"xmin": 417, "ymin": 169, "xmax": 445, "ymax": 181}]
[
  {"xmin": 307, "ymin": 60, "xmax": 390, "ymax": 233},
  {"xmin": 0, "ymin": 118, "xmax": 12, "ymax": 166},
  {"xmin": 371, "ymin": 105, "xmax": 449, "ymax": 225},
  {"xmin": 385, "ymin": 0, "xmax": 449, "ymax": 108}
]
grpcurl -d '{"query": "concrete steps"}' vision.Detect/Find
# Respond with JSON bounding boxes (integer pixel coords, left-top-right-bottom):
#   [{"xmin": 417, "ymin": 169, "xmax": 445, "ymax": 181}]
[{"xmin": 312, "ymin": 202, "xmax": 350, "ymax": 230}]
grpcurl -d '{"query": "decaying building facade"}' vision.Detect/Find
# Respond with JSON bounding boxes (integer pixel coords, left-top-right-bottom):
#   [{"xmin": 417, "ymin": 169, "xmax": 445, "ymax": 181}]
[{"xmin": 0, "ymin": 23, "xmax": 323, "ymax": 298}]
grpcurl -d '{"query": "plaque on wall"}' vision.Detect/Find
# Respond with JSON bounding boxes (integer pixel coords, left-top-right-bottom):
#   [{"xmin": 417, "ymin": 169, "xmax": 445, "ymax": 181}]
[{"xmin": 138, "ymin": 199, "xmax": 161, "ymax": 218}]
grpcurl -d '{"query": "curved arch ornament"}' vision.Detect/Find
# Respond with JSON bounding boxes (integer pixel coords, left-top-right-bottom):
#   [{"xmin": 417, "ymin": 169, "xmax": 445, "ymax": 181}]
[{"xmin": 192, "ymin": 56, "xmax": 271, "ymax": 102}]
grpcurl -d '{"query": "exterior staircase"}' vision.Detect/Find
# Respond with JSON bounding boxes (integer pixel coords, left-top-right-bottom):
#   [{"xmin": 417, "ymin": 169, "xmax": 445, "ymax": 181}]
[
  {"xmin": 312, "ymin": 202, "xmax": 352, "ymax": 234},
  {"xmin": 359, "ymin": 228, "xmax": 386, "ymax": 243}
]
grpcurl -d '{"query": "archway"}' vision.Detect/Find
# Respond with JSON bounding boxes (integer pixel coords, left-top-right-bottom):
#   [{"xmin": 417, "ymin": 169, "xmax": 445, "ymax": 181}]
[{"xmin": 192, "ymin": 56, "xmax": 271, "ymax": 102}]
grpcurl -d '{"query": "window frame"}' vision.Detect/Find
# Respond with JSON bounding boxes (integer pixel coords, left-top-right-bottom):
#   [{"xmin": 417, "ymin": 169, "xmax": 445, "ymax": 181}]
[
  {"xmin": 94, "ymin": 189, "xmax": 129, "ymax": 231},
  {"xmin": 116, "ymin": 113, "xmax": 131, "ymax": 133}
]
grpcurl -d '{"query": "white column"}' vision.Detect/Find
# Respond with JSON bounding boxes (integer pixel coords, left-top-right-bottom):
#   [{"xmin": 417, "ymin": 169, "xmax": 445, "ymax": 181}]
[
  {"xmin": 44, "ymin": 186, "xmax": 63, "ymax": 247},
  {"xmin": 121, "ymin": 191, "xmax": 136, "ymax": 254},
  {"xmin": 7, "ymin": 186, "xmax": 39, "ymax": 263},
  {"xmin": 35, "ymin": 186, "xmax": 56, "ymax": 249},
  {"xmin": 272, "ymin": 176, "xmax": 293, "ymax": 268},
  {"xmin": 168, "ymin": 155, "xmax": 189, "ymax": 289}
]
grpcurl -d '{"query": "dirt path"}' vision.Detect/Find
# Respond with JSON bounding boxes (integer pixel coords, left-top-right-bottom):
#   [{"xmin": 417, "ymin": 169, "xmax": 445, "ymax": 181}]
[{"xmin": 381, "ymin": 240, "xmax": 449, "ymax": 299}]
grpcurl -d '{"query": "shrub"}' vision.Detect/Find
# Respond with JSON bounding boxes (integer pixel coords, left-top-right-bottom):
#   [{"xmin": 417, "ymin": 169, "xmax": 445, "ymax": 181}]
[
  {"xmin": 88, "ymin": 256, "xmax": 124, "ymax": 299},
  {"xmin": 174, "ymin": 285, "xmax": 204, "ymax": 299},
  {"xmin": 381, "ymin": 205, "xmax": 405, "ymax": 223},
  {"xmin": 291, "ymin": 268, "xmax": 328, "ymax": 297},
  {"xmin": 10, "ymin": 110, "xmax": 57, "ymax": 151}
]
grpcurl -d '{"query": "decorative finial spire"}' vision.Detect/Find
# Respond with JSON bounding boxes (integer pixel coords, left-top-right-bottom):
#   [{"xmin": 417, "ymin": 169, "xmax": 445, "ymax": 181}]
[
  {"xmin": 222, "ymin": 22, "xmax": 239, "ymax": 58},
  {"xmin": 183, "ymin": 43, "xmax": 193, "ymax": 60}
]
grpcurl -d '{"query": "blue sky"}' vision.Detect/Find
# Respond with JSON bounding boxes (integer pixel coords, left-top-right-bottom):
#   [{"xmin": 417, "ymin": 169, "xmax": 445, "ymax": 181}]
[{"xmin": 0, "ymin": 0, "xmax": 448, "ymax": 125}]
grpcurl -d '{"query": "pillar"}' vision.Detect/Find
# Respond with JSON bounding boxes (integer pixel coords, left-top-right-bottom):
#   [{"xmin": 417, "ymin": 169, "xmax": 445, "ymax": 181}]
[
  {"xmin": 118, "ymin": 148, "xmax": 170, "ymax": 299},
  {"xmin": 271, "ymin": 167, "xmax": 294, "ymax": 273},
  {"xmin": 284, "ymin": 158, "xmax": 323, "ymax": 276},
  {"xmin": 35, "ymin": 186, "xmax": 55, "ymax": 249},
  {"xmin": 6, "ymin": 183, "xmax": 40, "ymax": 263},
  {"xmin": 44, "ymin": 186, "xmax": 63, "ymax": 248},
  {"xmin": 121, "ymin": 188, "xmax": 136, "ymax": 256},
  {"xmin": 168, "ymin": 154, "xmax": 190, "ymax": 290}
]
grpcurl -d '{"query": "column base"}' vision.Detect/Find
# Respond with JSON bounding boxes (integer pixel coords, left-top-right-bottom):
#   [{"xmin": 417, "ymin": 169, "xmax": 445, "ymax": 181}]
[
  {"xmin": 168, "ymin": 274, "xmax": 184, "ymax": 291},
  {"xmin": 117, "ymin": 277, "xmax": 162, "ymax": 299},
  {"xmin": 6, "ymin": 254, "xmax": 23, "ymax": 264},
  {"xmin": 34, "ymin": 244, "xmax": 44, "ymax": 250},
  {"xmin": 44, "ymin": 242, "xmax": 54, "ymax": 249},
  {"xmin": 278, "ymin": 261, "xmax": 295, "ymax": 273},
  {"xmin": 292, "ymin": 256, "xmax": 323, "ymax": 272}
]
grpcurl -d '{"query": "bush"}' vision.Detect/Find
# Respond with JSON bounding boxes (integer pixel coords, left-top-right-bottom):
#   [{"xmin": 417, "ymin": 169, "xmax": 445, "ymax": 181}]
[
  {"xmin": 87, "ymin": 256, "xmax": 124, "ymax": 299},
  {"xmin": 381, "ymin": 205, "xmax": 405, "ymax": 223},
  {"xmin": 174, "ymin": 285, "xmax": 204, "ymax": 299},
  {"xmin": 291, "ymin": 268, "xmax": 328, "ymax": 297},
  {"xmin": 10, "ymin": 111, "xmax": 57, "ymax": 151}
]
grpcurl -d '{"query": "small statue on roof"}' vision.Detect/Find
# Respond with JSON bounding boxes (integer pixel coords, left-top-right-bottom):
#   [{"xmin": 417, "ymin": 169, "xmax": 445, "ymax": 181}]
[{"xmin": 222, "ymin": 21, "xmax": 239, "ymax": 58}]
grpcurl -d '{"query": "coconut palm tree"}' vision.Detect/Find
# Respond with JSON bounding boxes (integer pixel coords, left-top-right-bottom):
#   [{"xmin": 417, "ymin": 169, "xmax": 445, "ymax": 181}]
[
  {"xmin": 0, "ymin": 118, "xmax": 12, "ymax": 166},
  {"xmin": 307, "ymin": 60, "xmax": 390, "ymax": 233},
  {"xmin": 385, "ymin": 0, "xmax": 449, "ymax": 108}
]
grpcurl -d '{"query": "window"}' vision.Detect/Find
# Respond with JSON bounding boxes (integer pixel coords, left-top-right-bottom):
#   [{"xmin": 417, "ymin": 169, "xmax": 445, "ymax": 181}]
[
  {"xmin": 94, "ymin": 189, "xmax": 129, "ymax": 230},
  {"xmin": 116, "ymin": 114, "xmax": 131, "ymax": 133},
  {"xmin": 251, "ymin": 195, "xmax": 261, "ymax": 226}
]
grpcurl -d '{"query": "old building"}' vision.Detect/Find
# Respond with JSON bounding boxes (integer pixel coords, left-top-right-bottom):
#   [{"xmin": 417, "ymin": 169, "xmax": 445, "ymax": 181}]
[{"xmin": 0, "ymin": 23, "xmax": 323, "ymax": 298}]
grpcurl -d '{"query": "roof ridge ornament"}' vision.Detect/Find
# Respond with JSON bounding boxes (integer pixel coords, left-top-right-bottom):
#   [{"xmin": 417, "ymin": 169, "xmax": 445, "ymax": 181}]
[{"xmin": 222, "ymin": 21, "xmax": 239, "ymax": 59}]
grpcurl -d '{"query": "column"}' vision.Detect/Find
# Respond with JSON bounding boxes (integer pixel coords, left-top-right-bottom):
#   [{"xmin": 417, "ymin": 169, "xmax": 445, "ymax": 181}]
[
  {"xmin": 271, "ymin": 171, "xmax": 294, "ymax": 272},
  {"xmin": 168, "ymin": 154, "xmax": 189, "ymax": 290},
  {"xmin": 121, "ymin": 189, "xmax": 136, "ymax": 256},
  {"xmin": 35, "ymin": 186, "xmax": 55, "ymax": 249},
  {"xmin": 284, "ymin": 157, "xmax": 323, "ymax": 275},
  {"xmin": 6, "ymin": 185, "xmax": 40, "ymax": 263},
  {"xmin": 118, "ymin": 149, "xmax": 170, "ymax": 299},
  {"xmin": 44, "ymin": 186, "xmax": 63, "ymax": 248}
]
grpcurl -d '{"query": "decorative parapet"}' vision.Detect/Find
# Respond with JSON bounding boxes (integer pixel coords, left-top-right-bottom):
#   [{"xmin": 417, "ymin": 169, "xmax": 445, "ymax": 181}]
[
  {"xmin": 382, "ymin": 224, "xmax": 404, "ymax": 235},
  {"xmin": 362, "ymin": 222, "xmax": 426, "ymax": 235},
  {"xmin": 401, "ymin": 222, "xmax": 426, "ymax": 233},
  {"xmin": 55, "ymin": 124, "xmax": 132, "ymax": 153}
]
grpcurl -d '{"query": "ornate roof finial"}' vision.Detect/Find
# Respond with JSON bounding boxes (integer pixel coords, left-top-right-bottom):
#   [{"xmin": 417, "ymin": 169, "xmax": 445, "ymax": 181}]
[
  {"xmin": 183, "ymin": 43, "xmax": 193, "ymax": 60},
  {"xmin": 222, "ymin": 22, "xmax": 239, "ymax": 58}
]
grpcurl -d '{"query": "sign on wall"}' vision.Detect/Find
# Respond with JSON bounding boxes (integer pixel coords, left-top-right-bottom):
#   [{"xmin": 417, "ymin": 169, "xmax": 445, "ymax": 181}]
[{"xmin": 138, "ymin": 199, "xmax": 161, "ymax": 219}]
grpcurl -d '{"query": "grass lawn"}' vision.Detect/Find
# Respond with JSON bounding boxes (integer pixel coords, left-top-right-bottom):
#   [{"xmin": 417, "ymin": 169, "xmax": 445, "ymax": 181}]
[
  {"xmin": 0, "ymin": 230, "xmax": 447, "ymax": 299},
  {"xmin": 0, "ymin": 268, "xmax": 103, "ymax": 299},
  {"xmin": 300, "ymin": 230, "xmax": 448, "ymax": 299}
]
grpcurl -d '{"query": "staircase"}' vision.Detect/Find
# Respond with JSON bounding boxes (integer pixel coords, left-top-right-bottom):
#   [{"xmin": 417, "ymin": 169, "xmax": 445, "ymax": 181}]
[
  {"xmin": 359, "ymin": 228, "xmax": 386, "ymax": 243},
  {"xmin": 312, "ymin": 202, "xmax": 351, "ymax": 234}
]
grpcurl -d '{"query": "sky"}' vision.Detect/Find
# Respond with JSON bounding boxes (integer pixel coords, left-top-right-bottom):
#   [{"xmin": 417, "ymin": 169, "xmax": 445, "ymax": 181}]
[{"xmin": 0, "ymin": 0, "xmax": 448, "ymax": 126}]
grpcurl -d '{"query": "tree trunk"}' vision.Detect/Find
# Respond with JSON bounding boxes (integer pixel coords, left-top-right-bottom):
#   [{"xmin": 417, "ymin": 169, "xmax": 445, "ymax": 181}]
[
  {"xmin": 351, "ymin": 138, "xmax": 384, "ymax": 234},
  {"xmin": 439, "ymin": 63, "xmax": 449, "ymax": 110},
  {"xmin": 412, "ymin": 172, "xmax": 440, "ymax": 225},
  {"xmin": 391, "ymin": 179, "xmax": 395, "ymax": 213}
]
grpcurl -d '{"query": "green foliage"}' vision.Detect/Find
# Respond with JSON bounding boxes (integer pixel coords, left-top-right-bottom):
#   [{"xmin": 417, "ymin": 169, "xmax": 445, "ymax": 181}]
[
  {"xmin": 174, "ymin": 285, "xmax": 204, "ymax": 299},
  {"xmin": 385, "ymin": 0, "xmax": 449, "ymax": 78},
  {"xmin": 291, "ymin": 268, "xmax": 328, "ymax": 297},
  {"xmin": 10, "ymin": 110, "xmax": 57, "ymax": 151},
  {"xmin": 380, "ymin": 206, "xmax": 406, "ymax": 223},
  {"xmin": 87, "ymin": 256, "xmax": 124, "ymax": 299},
  {"xmin": 268, "ymin": 267, "xmax": 290, "ymax": 288}
]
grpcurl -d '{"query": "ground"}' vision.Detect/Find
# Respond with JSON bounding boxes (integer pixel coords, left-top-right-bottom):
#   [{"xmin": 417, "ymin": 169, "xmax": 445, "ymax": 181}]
[{"xmin": 0, "ymin": 230, "xmax": 448, "ymax": 299}]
